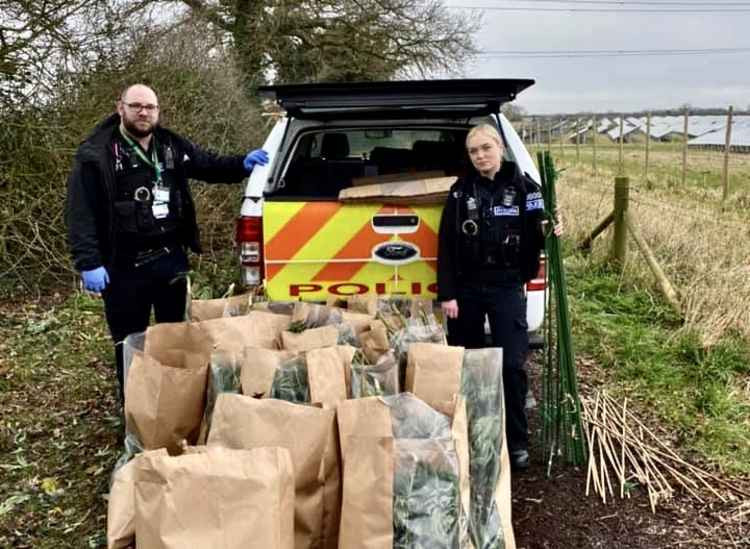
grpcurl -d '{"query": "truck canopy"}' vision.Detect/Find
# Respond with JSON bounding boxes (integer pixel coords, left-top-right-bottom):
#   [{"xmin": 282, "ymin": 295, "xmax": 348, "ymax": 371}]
[{"xmin": 258, "ymin": 79, "xmax": 535, "ymax": 120}]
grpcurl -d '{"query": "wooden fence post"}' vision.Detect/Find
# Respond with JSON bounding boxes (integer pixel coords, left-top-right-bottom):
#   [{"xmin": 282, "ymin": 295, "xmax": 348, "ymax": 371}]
[
  {"xmin": 618, "ymin": 116, "xmax": 624, "ymax": 174},
  {"xmin": 575, "ymin": 118, "xmax": 581, "ymax": 161},
  {"xmin": 593, "ymin": 115, "xmax": 598, "ymax": 178},
  {"xmin": 548, "ymin": 120, "xmax": 552, "ymax": 152},
  {"xmin": 559, "ymin": 117, "xmax": 565, "ymax": 157},
  {"xmin": 625, "ymin": 213, "xmax": 682, "ymax": 316},
  {"xmin": 722, "ymin": 106, "xmax": 733, "ymax": 202},
  {"xmin": 612, "ymin": 175, "xmax": 629, "ymax": 264},
  {"xmin": 682, "ymin": 107, "xmax": 689, "ymax": 186},
  {"xmin": 537, "ymin": 118, "xmax": 541, "ymax": 147},
  {"xmin": 645, "ymin": 112, "xmax": 651, "ymax": 189}
]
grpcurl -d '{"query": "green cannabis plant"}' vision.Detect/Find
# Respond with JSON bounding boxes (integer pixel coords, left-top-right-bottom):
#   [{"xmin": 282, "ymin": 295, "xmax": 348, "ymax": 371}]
[
  {"xmin": 461, "ymin": 348, "xmax": 506, "ymax": 549},
  {"xmin": 269, "ymin": 355, "xmax": 310, "ymax": 403},
  {"xmin": 394, "ymin": 440, "xmax": 461, "ymax": 549}
]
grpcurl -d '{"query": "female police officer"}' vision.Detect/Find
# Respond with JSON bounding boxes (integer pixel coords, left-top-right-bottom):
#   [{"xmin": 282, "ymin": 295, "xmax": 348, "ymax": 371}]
[{"xmin": 437, "ymin": 123, "xmax": 556, "ymax": 471}]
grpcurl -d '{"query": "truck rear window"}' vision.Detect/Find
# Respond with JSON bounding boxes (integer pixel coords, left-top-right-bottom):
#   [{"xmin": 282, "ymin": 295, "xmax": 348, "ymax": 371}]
[{"xmin": 273, "ymin": 128, "xmax": 469, "ymax": 199}]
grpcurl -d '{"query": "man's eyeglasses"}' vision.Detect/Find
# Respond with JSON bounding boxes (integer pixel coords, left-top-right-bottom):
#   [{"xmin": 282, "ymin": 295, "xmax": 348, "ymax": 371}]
[{"xmin": 123, "ymin": 102, "xmax": 159, "ymax": 113}]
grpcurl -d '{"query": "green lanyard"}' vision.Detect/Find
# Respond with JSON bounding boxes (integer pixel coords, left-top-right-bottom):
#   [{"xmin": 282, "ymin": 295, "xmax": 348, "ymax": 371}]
[{"xmin": 119, "ymin": 127, "xmax": 162, "ymax": 184}]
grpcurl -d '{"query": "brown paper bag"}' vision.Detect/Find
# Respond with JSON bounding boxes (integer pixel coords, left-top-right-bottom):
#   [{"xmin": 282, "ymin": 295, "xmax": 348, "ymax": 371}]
[
  {"xmin": 208, "ymin": 394, "xmax": 337, "ymax": 549},
  {"xmin": 405, "ymin": 342, "xmax": 465, "ymax": 410},
  {"xmin": 336, "ymin": 397, "xmax": 394, "ymax": 459},
  {"xmin": 124, "ymin": 351, "xmax": 208, "ymax": 455},
  {"xmin": 306, "ymin": 346, "xmax": 349, "ymax": 407},
  {"xmin": 143, "ymin": 322, "xmax": 213, "ymax": 364},
  {"xmin": 338, "ymin": 436, "xmax": 394, "ymax": 549},
  {"xmin": 304, "ymin": 346, "xmax": 349, "ymax": 549},
  {"xmin": 336, "ymin": 345, "xmax": 357, "ymax": 397},
  {"xmin": 319, "ymin": 413, "xmax": 342, "ymax": 549},
  {"xmin": 189, "ymin": 293, "xmax": 251, "ymax": 321},
  {"xmin": 134, "ymin": 446, "xmax": 295, "ymax": 549},
  {"xmin": 199, "ymin": 311, "xmax": 291, "ymax": 352},
  {"xmin": 281, "ymin": 325, "xmax": 339, "ymax": 351},
  {"xmin": 240, "ymin": 347, "xmax": 298, "ymax": 398},
  {"xmin": 357, "ymin": 320, "xmax": 390, "ymax": 364},
  {"xmin": 107, "ymin": 449, "xmax": 168, "ymax": 549},
  {"xmin": 340, "ymin": 310, "xmax": 374, "ymax": 335}
]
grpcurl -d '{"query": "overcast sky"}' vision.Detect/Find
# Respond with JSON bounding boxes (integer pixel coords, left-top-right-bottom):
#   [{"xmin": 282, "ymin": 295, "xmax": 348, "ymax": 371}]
[{"xmin": 446, "ymin": 2, "xmax": 750, "ymax": 114}]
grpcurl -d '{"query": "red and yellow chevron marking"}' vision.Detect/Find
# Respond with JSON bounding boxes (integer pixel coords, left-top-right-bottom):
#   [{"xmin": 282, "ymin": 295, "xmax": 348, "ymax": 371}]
[{"xmin": 263, "ymin": 201, "xmax": 444, "ymax": 300}]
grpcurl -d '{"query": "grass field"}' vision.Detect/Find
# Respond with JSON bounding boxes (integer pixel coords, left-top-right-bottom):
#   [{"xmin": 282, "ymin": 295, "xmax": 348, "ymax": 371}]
[{"xmin": 531, "ymin": 140, "xmax": 750, "ymax": 207}]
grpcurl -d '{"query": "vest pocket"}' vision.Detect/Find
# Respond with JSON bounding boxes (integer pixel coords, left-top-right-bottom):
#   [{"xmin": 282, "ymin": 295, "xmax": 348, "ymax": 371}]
[{"xmin": 113, "ymin": 201, "xmax": 138, "ymax": 233}]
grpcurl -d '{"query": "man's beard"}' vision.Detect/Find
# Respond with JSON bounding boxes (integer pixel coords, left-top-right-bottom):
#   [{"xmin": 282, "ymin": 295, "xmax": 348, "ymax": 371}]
[{"xmin": 122, "ymin": 116, "xmax": 157, "ymax": 138}]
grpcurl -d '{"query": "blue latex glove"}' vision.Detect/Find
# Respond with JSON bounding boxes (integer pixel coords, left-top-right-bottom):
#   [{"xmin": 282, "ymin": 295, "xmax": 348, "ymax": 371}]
[
  {"xmin": 81, "ymin": 266, "xmax": 109, "ymax": 293},
  {"xmin": 243, "ymin": 149, "xmax": 269, "ymax": 172}
]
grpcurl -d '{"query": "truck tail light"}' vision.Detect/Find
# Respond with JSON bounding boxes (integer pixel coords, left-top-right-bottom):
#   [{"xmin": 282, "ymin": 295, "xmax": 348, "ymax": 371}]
[
  {"xmin": 526, "ymin": 256, "xmax": 546, "ymax": 292},
  {"xmin": 235, "ymin": 215, "xmax": 264, "ymax": 285}
]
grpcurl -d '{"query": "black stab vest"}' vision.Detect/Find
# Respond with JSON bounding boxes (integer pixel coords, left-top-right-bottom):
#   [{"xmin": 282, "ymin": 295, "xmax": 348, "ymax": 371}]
[
  {"xmin": 458, "ymin": 176, "xmax": 525, "ymax": 282},
  {"xmin": 111, "ymin": 135, "xmax": 185, "ymax": 254}
]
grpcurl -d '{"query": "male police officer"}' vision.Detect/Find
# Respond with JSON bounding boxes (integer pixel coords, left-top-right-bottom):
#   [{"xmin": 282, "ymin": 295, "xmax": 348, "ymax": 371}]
[
  {"xmin": 66, "ymin": 83, "xmax": 268, "ymax": 400},
  {"xmin": 438, "ymin": 123, "xmax": 552, "ymax": 471}
]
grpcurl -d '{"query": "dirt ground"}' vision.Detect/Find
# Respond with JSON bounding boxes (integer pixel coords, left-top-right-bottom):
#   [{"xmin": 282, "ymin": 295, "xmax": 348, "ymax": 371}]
[{"xmin": 514, "ymin": 354, "xmax": 750, "ymax": 549}]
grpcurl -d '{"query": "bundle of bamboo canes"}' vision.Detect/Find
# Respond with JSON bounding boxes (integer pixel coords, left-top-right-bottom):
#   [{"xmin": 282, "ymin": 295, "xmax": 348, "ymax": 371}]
[{"xmin": 581, "ymin": 390, "xmax": 750, "ymax": 511}]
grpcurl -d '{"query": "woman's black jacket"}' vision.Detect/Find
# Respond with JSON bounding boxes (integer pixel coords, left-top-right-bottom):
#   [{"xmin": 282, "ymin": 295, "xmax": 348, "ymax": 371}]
[{"xmin": 436, "ymin": 161, "xmax": 546, "ymax": 302}]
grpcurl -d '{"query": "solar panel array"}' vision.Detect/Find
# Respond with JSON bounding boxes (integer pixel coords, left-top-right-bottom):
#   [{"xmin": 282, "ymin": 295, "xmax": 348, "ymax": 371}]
[{"xmin": 529, "ymin": 115, "xmax": 750, "ymax": 147}]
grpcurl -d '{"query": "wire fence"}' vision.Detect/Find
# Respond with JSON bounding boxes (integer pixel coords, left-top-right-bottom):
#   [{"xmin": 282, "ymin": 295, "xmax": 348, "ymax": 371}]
[
  {"xmin": 524, "ymin": 110, "xmax": 750, "ymax": 208},
  {"xmin": 549, "ymin": 143, "xmax": 750, "ymax": 345}
]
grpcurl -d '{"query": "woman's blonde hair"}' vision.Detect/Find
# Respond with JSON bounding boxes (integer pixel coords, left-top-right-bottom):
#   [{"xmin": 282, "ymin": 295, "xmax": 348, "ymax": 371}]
[{"xmin": 465, "ymin": 123, "xmax": 504, "ymax": 149}]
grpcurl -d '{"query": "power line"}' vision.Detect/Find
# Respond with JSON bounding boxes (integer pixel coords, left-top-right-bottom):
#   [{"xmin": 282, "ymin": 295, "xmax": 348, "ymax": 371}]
[
  {"xmin": 449, "ymin": 4, "xmax": 750, "ymax": 12},
  {"xmin": 476, "ymin": 47, "xmax": 750, "ymax": 57},
  {"xmin": 453, "ymin": 0, "xmax": 750, "ymax": 5}
]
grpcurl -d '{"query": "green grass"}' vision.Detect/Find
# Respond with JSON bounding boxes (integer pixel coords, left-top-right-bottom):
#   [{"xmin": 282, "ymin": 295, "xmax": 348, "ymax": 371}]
[
  {"xmin": 565, "ymin": 254, "xmax": 750, "ymax": 474},
  {"xmin": 0, "ymin": 292, "xmax": 119, "ymax": 548},
  {"xmin": 0, "ymin": 249, "xmax": 239, "ymax": 547}
]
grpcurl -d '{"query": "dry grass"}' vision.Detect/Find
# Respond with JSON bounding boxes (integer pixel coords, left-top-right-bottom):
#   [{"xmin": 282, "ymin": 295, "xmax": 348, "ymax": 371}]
[{"xmin": 550, "ymin": 148, "xmax": 750, "ymax": 347}]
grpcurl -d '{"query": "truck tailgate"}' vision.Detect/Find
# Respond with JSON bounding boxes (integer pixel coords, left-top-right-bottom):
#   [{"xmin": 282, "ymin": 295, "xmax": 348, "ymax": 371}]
[{"xmin": 263, "ymin": 201, "xmax": 442, "ymax": 301}]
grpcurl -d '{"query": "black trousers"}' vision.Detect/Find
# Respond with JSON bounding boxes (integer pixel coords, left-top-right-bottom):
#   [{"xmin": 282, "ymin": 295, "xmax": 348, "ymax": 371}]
[
  {"xmin": 102, "ymin": 248, "xmax": 189, "ymax": 399},
  {"xmin": 447, "ymin": 282, "xmax": 529, "ymax": 452}
]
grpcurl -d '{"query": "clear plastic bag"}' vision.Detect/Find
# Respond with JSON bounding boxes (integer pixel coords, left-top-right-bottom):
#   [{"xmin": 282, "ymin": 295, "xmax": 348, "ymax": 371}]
[
  {"xmin": 204, "ymin": 352, "xmax": 243, "ymax": 431},
  {"xmin": 461, "ymin": 348, "xmax": 505, "ymax": 549},
  {"xmin": 351, "ymin": 350, "xmax": 400, "ymax": 398},
  {"xmin": 269, "ymin": 354, "xmax": 310, "ymax": 403},
  {"xmin": 393, "ymin": 438, "xmax": 461, "ymax": 549},
  {"xmin": 382, "ymin": 393, "xmax": 452, "ymax": 441},
  {"xmin": 121, "ymin": 331, "xmax": 145, "ymax": 394}
]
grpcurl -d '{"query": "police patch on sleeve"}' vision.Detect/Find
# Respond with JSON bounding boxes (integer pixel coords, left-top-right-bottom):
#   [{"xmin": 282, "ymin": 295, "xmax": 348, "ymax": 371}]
[
  {"xmin": 526, "ymin": 191, "xmax": 544, "ymax": 211},
  {"xmin": 493, "ymin": 205, "xmax": 520, "ymax": 216}
]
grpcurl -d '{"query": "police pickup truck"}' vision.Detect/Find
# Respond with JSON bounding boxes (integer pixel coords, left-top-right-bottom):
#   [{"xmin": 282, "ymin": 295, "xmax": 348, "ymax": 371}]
[{"xmin": 236, "ymin": 79, "xmax": 546, "ymax": 344}]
